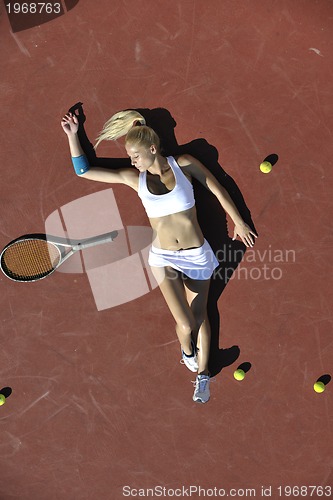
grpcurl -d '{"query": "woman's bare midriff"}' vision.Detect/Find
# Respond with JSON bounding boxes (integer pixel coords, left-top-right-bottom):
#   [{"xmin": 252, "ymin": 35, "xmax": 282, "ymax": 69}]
[{"xmin": 149, "ymin": 206, "xmax": 204, "ymax": 250}]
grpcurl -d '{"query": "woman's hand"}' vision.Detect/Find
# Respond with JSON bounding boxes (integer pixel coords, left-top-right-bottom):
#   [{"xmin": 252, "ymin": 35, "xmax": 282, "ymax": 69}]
[
  {"xmin": 232, "ymin": 222, "xmax": 257, "ymax": 248},
  {"xmin": 61, "ymin": 112, "xmax": 79, "ymax": 136}
]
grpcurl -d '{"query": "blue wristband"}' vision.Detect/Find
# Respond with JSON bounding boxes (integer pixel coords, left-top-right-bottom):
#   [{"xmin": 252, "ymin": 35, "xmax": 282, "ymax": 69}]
[{"xmin": 71, "ymin": 155, "xmax": 90, "ymax": 175}]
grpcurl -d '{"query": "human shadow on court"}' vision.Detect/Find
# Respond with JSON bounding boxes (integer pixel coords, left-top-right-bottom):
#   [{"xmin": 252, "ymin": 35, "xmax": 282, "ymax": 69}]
[{"xmin": 68, "ymin": 103, "xmax": 258, "ymax": 377}]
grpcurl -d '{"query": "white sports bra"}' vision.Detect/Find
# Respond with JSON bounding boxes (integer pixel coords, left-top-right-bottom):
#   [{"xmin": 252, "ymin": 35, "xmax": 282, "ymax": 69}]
[{"xmin": 138, "ymin": 156, "xmax": 195, "ymax": 218}]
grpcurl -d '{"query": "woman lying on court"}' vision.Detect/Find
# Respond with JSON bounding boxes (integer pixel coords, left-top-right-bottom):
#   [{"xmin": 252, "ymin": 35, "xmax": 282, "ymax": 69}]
[{"xmin": 61, "ymin": 110, "xmax": 257, "ymax": 403}]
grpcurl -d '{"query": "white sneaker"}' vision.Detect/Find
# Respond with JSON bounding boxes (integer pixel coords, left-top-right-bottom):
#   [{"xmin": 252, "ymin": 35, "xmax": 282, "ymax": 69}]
[
  {"xmin": 180, "ymin": 341, "xmax": 198, "ymax": 372},
  {"xmin": 192, "ymin": 374, "xmax": 210, "ymax": 403}
]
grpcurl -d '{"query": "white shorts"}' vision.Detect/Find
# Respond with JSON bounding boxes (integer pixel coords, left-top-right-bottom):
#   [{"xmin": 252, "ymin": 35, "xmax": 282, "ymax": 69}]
[{"xmin": 148, "ymin": 239, "xmax": 219, "ymax": 280}]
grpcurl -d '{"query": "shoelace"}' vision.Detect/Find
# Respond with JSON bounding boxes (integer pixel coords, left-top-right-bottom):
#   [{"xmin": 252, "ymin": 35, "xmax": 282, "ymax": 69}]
[
  {"xmin": 192, "ymin": 376, "xmax": 213, "ymax": 392},
  {"xmin": 180, "ymin": 353, "xmax": 198, "ymax": 365}
]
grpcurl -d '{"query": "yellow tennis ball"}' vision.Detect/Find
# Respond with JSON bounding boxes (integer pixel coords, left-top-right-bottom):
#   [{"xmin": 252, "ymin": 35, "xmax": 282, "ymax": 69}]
[
  {"xmin": 260, "ymin": 161, "xmax": 272, "ymax": 173},
  {"xmin": 0, "ymin": 394, "xmax": 6, "ymax": 406},
  {"xmin": 234, "ymin": 369, "xmax": 245, "ymax": 381},
  {"xmin": 314, "ymin": 382, "xmax": 325, "ymax": 393}
]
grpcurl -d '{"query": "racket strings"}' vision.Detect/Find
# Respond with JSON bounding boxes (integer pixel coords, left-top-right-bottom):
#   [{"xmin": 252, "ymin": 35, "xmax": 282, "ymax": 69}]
[{"xmin": 1, "ymin": 239, "xmax": 61, "ymax": 280}]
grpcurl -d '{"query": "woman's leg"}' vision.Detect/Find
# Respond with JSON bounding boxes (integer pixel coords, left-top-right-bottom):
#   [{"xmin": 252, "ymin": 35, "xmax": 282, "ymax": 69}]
[
  {"xmin": 183, "ymin": 277, "xmax": 211, "ymax": 375},
  {"xmin": 150, "ymin": 266, "xmax": 196, "ymax": 356},
  {"xmin": 151, "ymin": 266, "xmax": 212, "ymax": 402}
]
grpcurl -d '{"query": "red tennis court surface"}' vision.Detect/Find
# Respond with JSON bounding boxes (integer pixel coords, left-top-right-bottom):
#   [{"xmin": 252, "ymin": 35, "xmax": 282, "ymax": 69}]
[{"xmin": 0, "ymin": 0, "xmax": 332, "ymax": 499}]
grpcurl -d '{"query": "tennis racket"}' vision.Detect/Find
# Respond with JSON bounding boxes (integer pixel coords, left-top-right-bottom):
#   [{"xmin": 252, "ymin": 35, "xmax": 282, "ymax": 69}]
[{"xmin": 0, "ymin": 231, "xmax": 118, "ymax": 282}]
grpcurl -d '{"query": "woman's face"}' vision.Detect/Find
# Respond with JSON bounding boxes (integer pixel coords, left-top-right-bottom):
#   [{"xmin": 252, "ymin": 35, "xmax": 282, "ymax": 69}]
[{"xmin": 125, "ymin": 142, "xmax": 156, "ymax": 172}]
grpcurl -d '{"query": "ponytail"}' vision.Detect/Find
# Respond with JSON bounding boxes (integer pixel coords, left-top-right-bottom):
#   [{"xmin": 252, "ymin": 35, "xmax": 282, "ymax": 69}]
[{"xmin": 94, "ymin": 110, "xmax": 146, "ymax": 148}]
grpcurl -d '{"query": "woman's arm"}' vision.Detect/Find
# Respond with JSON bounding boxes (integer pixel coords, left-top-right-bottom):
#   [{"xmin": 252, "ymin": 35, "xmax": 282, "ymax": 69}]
[
  {"xmin": 178, "ymin": 154, "xmax": 257, "ymax": 248},
  {"xmin": 61, "ymin": 113, "xmax": 138, "ymax": 190}
]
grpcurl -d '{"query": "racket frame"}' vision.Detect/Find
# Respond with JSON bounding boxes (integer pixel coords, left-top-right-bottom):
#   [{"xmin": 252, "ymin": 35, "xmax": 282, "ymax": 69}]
[{"xmin": 0, "ymin": 231, "xmax": 118, "ymax": 282}]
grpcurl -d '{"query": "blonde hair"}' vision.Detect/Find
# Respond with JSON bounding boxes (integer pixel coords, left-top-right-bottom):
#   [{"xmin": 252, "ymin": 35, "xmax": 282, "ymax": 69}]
[
  {"xmin": 125, "ymin": 125, "xmax": 161, "ymax": 152},
  {"xmin": 94, "ymin": 110, "xmax": 146, "ymax": 148}
]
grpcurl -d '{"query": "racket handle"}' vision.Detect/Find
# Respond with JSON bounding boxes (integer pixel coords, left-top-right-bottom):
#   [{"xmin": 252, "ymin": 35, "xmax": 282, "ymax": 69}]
[
  {"xmin": 72, "ymin": 154, "xmax": 90, "ymax": 175},
  {"xmin": 73, "ymin": 231, "xmax": 118, "ymax": 251}
]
